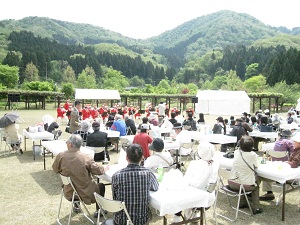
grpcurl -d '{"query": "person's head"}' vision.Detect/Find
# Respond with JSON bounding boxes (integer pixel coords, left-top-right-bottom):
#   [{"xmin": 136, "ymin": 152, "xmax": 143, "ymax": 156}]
[
  {"xmin": 292, "ymin": 133, "xmax": 300, "ymax": 149},
  {"xmin": 235, "ymin": 118, "xmax": 243, "ymax": 124},
  {"xmin": 171, "ymin": 112, "xmax": 176, "ymax": 119},
  {"xmin": 173, "ymin": 122, "xmax": 182, "ymax": 134},
  {"xmin": 239, "ymin": 136, "xmax": 254, "ymax": 152},
  {"xmin": 197, "ymin": 141, "xmax": 215, "ymax": 161},
  {"xmin": 224, "ymin": 118, "xmax": 228, "ymax": 125},
  {"xmin": 115, "ymin": 114, "xmax": 122, "ymax": 121},
  {"xmin": 126, "ymin": 144, "xmax": 143, "ymax": 164},
  {"xmin": 187, "ymin": 112, "xmax": 193, "ymax": 119},
  {"xmin": 80, "ymin": 120, "xmax": 91, "ymax": 132},
  {"xmin": 149, "ymin": 138, "xmax": 164, "ymax": 152},
  {"xmin": 199, "ymin": 113, "xmax": 205, "ymax": 121},
  {"xmin": 250, "ymin": 116, "xmax": 257, "ymax": 124},
  {"xmin": 280, "ymin": 129, "xmax": 292, "ymax": 138},
  {"xmin": 92, "ymin": 121, "xmax": 100, "ymax": 131},
  {"xmin": 142, "ymin": 117, "xmax": 148, "ymax": 124},
  {"xmin": 160, "ymin": 101, "xmax": 163, "ymax": 104},
  {"xmin": 74, "ymin": 100, "xmax": 81, "ymax": 109},
  {"xmin": 140, "ymin": 124, "xmax": 149, "ymax": 133},
  {"xmin": 67, "ymin": 134, "xmax": 83, "ymax": 149},
  {"xmin": 216, "ymin": 116, "xmax": 224, "ymax": 123},
  {"xmin": 124, "ymin": 114, "xmax": 129, "ymax": 121},
  {"xmin": 242, "ymin": 112, "xmax": 248, "ymax": 117},
  {"xmin": 260, "ymin": 116, "xmax": 268, "ymax": 124}
]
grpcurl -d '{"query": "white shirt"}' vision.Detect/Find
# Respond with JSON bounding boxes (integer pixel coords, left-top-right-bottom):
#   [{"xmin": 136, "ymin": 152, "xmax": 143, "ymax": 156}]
[
  {"xmin": 144, "ymin": 151, "xmax": 173, "ymax": 170},
  {"xmin": 158, "ymin": 103, "xmax": 166, "ymax": 116},
  {"xmin": 175, "ymin": 130, "xmax": 192, "ymax": 155},
  {"xmin": 232, "ymin": 150, "xmax": 258, "ymax": 185}
]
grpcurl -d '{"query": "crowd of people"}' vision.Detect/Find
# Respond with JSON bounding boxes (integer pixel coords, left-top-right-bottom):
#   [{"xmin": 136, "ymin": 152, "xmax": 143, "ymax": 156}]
[{"xmin": 50, "ymin": 100, "xmax": 300, "ymax": 224}]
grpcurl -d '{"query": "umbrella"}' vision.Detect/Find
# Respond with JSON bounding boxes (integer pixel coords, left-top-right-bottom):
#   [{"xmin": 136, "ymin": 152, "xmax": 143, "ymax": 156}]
[{"xmin": 0, "ymin": 113, "xmax": 19, "ymax": 128}]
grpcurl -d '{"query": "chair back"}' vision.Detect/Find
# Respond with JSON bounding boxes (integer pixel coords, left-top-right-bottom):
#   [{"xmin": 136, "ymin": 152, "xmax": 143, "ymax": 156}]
[
  {"xmin": 219, "ymin": 168, "xmax": 237, "ymax": 181},
  {"xmin": 181, "ymin": 142, "xmax": 193, "ymax": 149},
  {"xmin": 94, "ymin": 192, "xmax": 133, "ymax": 225},
  {"xmin": 86, "ymin": 146, "xmax": 105, "ymax": 153},
  {"xmin": 266, "ymin": 150, "xmax": 289, "ymax": 159}
]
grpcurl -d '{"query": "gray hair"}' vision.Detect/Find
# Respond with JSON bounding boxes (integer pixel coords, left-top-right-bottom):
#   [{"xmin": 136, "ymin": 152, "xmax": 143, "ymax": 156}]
[
  {"xmin": 80, "ymin": 121, "xmax": 91, "ymax": 132},
  {"xmin": 115, "ymin": 114, "xmax": 122, "ymax": 120},
  {"xmin": 68, "ymin": 134, "xmax": 83, "ymax": 148},
  {"xmin": 124, "ymin": 114, "xmax": 129, "ymax": 120}
]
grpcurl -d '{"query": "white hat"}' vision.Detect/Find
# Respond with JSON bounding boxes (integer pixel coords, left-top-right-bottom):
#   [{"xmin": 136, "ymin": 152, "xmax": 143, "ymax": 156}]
[
  {"xmin": 197, "ymin": 141, "xmax": 215, "ymax": 161},
  {"xmin": 292, "ymin": 133, "xmax": 300, "ymax": 143},
  {"xmin": 141, "ymin": 124, "xmax": 150, "ymax": 130}
]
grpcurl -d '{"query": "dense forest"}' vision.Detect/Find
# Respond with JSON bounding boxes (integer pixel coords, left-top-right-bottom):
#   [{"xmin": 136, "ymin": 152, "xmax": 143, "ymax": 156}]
[{"xmin": 1, "ymin": 10, "xmax": 300, "ymax": 107}]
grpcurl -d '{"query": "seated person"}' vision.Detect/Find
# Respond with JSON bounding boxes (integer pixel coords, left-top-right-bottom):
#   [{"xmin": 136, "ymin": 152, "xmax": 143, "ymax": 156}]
[
  {"xmin": 110, "ymin": 114, "xmax": 127, "ymax": 136},
  {"xmin": 169, "ymin": 112, "xmax": 177, "ymax": 125},
  {"xmin": 144, "ymin": 138, "xmax": 173, "ymax": 170},
  {"xmin": 112, "ymin": 144, "xmax": 159, "ymax": 225},
  {"xmin": 52, "ymin": 134, "xmax": 107, "ymax": 218},
  {"xmin": 105, "ymin": 115, "xmax": 115, "ymax": 129},
  {"xmin": 124, "ymin": 114, "xmax": 137, "ymax": 135},
  {"xmin": 253, "ymin": 116, "xmax": 272, "ymax": 151},
  {"xmin": 74, "ymin": 120, "xmax": 91, "ymax": 144},
  {"xmin": 149, "ymin": 114, "xmax": 159, "ymax": 126},
  {"xmin": 197, "ymin": 113, "xmax": 205, "ymax": 124},
  {"xmin": 260, "ymin": 131, "xmax": 299, "ymax": 201},
  {"xmin": 172, "ymin": 122, "xmax": 192, "ymax": 156},
  {"xmin": 229, "ymin": 136, "xmax": 263, "ymax": 215},
  {"xmin": 86, "ymin": 122, "xmax": 109, "ymax": 161},
  {"xmin": 133, "ymin": 124, "xmax": 152, "ymax": 160},
  {"xmin": 47, "ymin": 121, "xmax": 59, "ymax": 133},
  {"xmin": 273, "ymin": 129, "xmax": 294, "ymax": 161},
  {"xmin": 182, "ymin": 112, "xmax": 197, "ymax": 131},
  {"xmin": 212, "ymin": 116, "xmax": 226, "ymax": 134},
  {"xmin": 181, "ymin": 141, "xmax": 219, "ymax": 220}
]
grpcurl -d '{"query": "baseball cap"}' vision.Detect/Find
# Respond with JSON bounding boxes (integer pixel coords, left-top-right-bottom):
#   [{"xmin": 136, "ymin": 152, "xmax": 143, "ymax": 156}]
[
  {"xmin": 173, "ymin": 122, "xmax": 182, "ymax": 129},
  {"xmin": 141, "ymin": 124, "xmax": 150, "ymax": 130},
  {"xmin": 149, "ymin": 138, "xmax": 164, "ymax": 152}
]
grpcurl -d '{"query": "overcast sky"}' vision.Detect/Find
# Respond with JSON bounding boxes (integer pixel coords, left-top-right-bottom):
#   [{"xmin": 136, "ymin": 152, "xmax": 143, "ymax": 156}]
[{"xmin": 1, "ymin": 0, "xmax": 299, "ymax": 39}]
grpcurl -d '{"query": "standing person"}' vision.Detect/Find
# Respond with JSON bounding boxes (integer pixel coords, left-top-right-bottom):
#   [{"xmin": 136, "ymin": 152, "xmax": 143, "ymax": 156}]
[
  {"xmin": 157, "ymin": 102, "xmax": 166, "ymax": 125},
  {"xmin": 86, "ymin": 121, "xmax": 109, "ymax": 162},
  {"xmin": 133, "ymin": 124, "xmax": 152, "ymax": 160},
  {"xmin": 69, "ymin": 100, "xmax": 82, "ymax": 134},
  {"xmin": 228, "ymin": 136, "xmax": 263, "ymax": 215},
  {"xmin": 52, "ymin": 134, "xmax": 107, "ymax": 217},
  {"xmin": 112, "ymin": 144, "xmax": 159, "ymax": 225}
]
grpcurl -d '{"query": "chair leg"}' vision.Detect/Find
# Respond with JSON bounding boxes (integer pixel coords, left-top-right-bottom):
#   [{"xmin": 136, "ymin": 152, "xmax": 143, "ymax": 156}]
[{"xmin": 57, "ymin": 189, "xmax": 64, "ymax": 225}]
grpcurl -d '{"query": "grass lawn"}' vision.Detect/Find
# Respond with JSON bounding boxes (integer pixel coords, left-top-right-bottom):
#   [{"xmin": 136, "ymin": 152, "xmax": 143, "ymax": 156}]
[{"xmin": 0, "ymin": 109, "xmax": 299, "ymax": 225}]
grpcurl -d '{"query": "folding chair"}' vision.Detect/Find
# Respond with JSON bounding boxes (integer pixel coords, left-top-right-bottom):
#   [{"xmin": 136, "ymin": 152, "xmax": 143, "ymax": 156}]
[
  {"xmin": 214, "ymin": 168, "xmax": 253, "ymax": 222},
  {"xmin": 119, "ymin": 137, "xmax": 130, "ymax": 151},
  {"xmin": 4, "ymin": 132, "xmax": 22, "ymax": 155},
  {"xmin": 57, "ymin": 174, "xmax": 95, "ymax": 225},
  {"xmin": 178, "ymin": 142, "xmax": 194, "ymax": 171},
  {"xmin": 126, "ymin": 126, "xmax": 134, "ymax": 135},
  {"xmin": 93, "ymin": 192, "xmax": 133, "ymax": 225}
]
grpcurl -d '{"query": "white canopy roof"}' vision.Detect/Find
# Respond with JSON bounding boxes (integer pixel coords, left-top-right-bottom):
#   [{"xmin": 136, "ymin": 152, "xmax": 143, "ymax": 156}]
[
  {"xmin": 75, "ymin": 89, "xmax": 121, "ymax": 100},
  {"xmin": 195, "ymin": 90, "xmax": 250, "ymax": 115}
]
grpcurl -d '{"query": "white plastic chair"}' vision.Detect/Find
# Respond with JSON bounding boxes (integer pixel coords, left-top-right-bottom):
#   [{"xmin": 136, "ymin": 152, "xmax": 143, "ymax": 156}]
[
  {"xmin": 94, "ymin": 192, "xmax": 133, "ymax": 225},
  {"xmin": 57, "ymin": 174, "xmax": 95, "ymax": 225},
  {"xmin": 178, "ymin": 142, "xmax": 194, "ymax": 171},
  {"xmin": 3, "ymin": 131, "xmax": 22, "ymax": 155},
  {"xmin": 213, "ymin": 168, "xmax": 253, "ymax": 222},
  {"xmin": 266, "ymin": 149, "xmax": 289, "ymax": 160}
]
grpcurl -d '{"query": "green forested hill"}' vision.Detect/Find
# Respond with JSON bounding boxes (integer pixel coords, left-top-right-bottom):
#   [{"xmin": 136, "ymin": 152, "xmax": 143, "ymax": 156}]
[{"xmin": 150, "ymin": 10, "xmax": 280, "ymax": 64}]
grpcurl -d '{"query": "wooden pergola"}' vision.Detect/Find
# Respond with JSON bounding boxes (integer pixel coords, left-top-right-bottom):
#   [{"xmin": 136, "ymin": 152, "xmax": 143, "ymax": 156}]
[{"xmin": 248, "ymin": 93, "xmax": 283, "ymax": 113}]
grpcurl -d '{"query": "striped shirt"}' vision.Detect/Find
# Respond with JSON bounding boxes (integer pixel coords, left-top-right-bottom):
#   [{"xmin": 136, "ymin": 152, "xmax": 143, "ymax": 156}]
[{"xmin": 112, "ymin": 164, "xmax": 159, "ymax": 225}]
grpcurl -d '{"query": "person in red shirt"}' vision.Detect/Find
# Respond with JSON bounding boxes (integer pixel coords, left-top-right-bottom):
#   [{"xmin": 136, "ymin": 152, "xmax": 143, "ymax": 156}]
[
  {"xmin": 133, "ymin": 124, "xmax": 152, "ymax": 160},
  {"xmin": 63, "ymin": 99, "xmax": 71, "ymax": 111},
  {"xmin": 57, "ymin": 104, "xmax": 65, "ymax": 118},
  {"xmin": 186, "ymin": 106, "xmax": 194, "ymax": 116}
]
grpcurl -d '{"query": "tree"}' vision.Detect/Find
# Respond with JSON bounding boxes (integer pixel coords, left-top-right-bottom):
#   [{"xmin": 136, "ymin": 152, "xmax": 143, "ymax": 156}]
[
  {"xmin": 61, "ymin": 82, "xmax": 75, "ymax": 99},
  {"xmin": 62, "ymin": 65, "xmax": 76, "ymax": 84},
  {"xmin": 245, "ymin": 63, "xmax": 259, "ymax": 80},
  {"xmin": 100, "ymin": 68, "xmax": 129, "ymax": 91},
  {"xmin": 76, "ymin": 67, "xmax": 97, "ymax": 89},
  {"xmin": 24, "ymin": 62, "xmax": 39, "ymax": 81},
  {"xmin": 129, "ymin": 75, "xmax": 145, "ymax": 87},
  {"xmin": 0, "ymin": 64, "xmax": 19, "ymax": 88},
  {"xmin": 244, "ymin": 75, "xmax": 267, "ymax": 93},
  {"xmin": 221, "ymin": 70, "xmax": 244, "ymax": 91}
]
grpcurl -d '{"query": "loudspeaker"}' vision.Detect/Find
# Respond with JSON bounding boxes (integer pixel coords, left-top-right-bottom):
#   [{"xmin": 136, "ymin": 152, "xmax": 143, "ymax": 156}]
[{"xmin": 192, "ymin": 97, "xmax": 198, "ymax": 103}]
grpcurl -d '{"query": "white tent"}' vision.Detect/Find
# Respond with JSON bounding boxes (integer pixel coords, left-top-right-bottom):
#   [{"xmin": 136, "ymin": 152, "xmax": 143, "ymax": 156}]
[
  {"xmin": 75, "ymin": 89, "xmax": 120, "ymax": 100},
  {"xmin": 195, "ymin": 90, "xmax": 250, "ymax": 115}
]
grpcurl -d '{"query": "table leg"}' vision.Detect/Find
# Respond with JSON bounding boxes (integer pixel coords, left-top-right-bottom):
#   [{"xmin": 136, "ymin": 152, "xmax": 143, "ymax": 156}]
[
  {"xmin": 163, "ymin": 216, "xmax": 167, "ymax": 225},
  {"xmin": 282, "ymin": 182, "xmax": 286, "ymax": 221},
  {"xmin": 24, "ymin": 136, "xmax": 27, "ymax": 150},
  {"xmin": 33, "ymin": 141, "xmax": 35, "ymax": 161},
  {"xmin": 43, "ymin": 147, "xmax": 46, "ymax": 170},
  {"xmin": 200, "ymin": 207, "xmax": 204, "ymax": 225}
]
